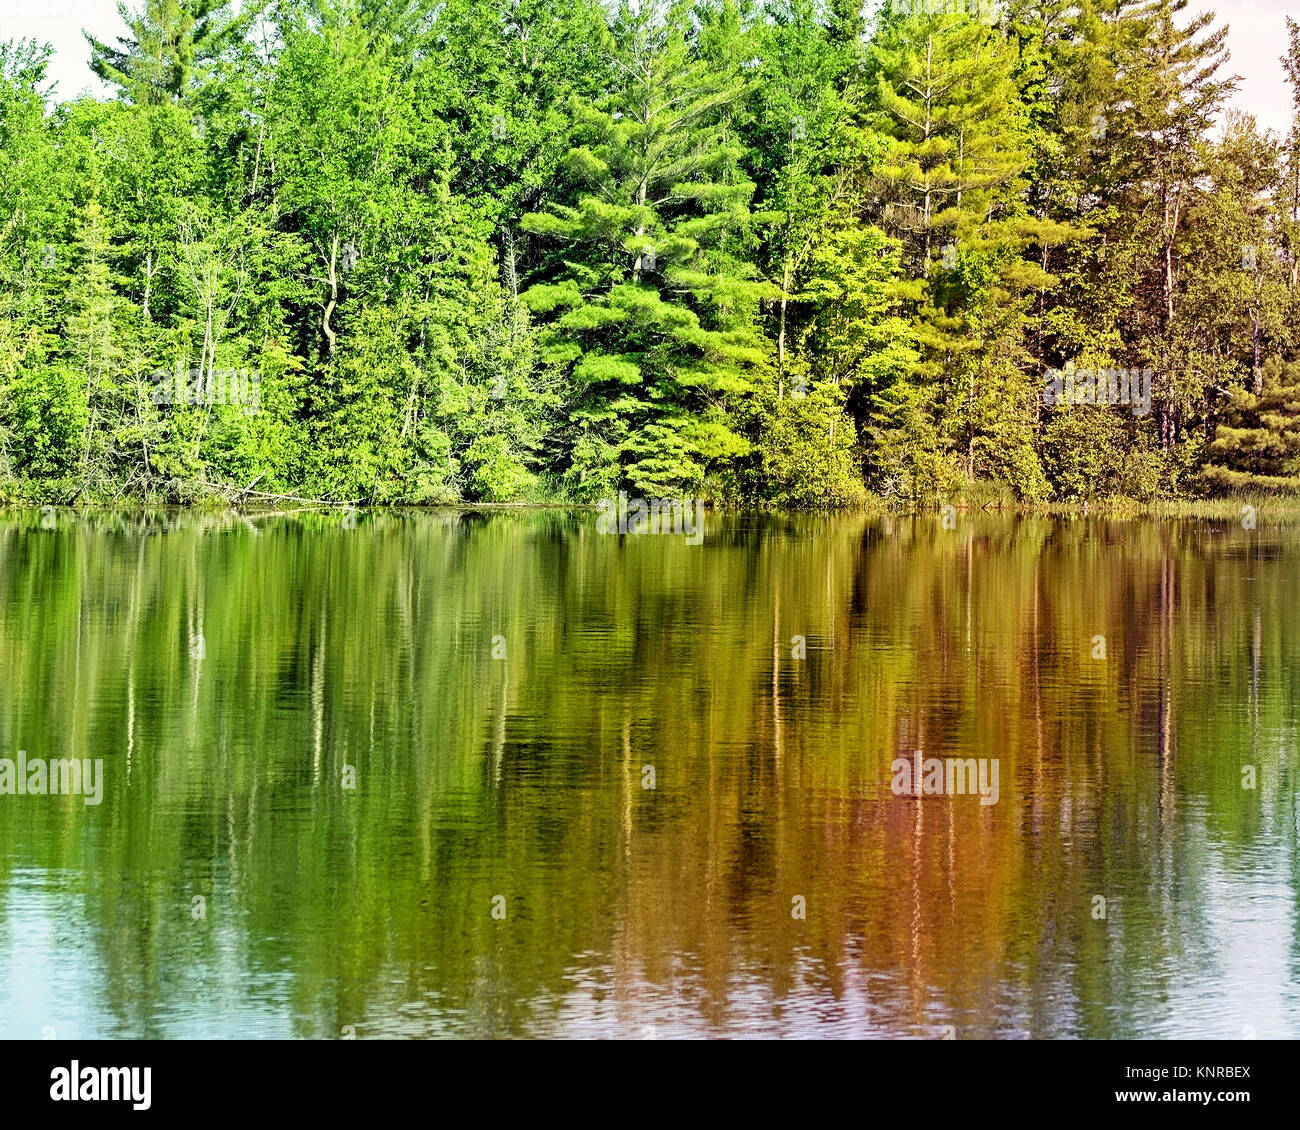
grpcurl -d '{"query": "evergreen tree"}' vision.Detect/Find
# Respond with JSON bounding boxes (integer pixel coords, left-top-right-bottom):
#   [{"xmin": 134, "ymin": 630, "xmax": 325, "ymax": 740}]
[
  {"xmin": 521, "ymin": 0, "xmax": 770, "ymax": 498},
  {"xmin": 864, "ymin": 4, "xmax": 1055, "ymax": 498},
  {"xmin": 1, "ymin": 0, "xmax": 1298, "ymax": 506},
  {"xmin": 84, "ymin": 0, "xmax": 247, "ymax": 105},
  {"xmin": 1200, "ymin": 358, "xmax": 1300, "ymax": 493}
]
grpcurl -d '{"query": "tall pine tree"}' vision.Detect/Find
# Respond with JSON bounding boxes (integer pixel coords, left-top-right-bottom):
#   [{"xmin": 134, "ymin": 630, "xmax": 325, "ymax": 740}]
[{"xmin": 521, "ymin": 0, "xmax": 770, "ymax": 498}]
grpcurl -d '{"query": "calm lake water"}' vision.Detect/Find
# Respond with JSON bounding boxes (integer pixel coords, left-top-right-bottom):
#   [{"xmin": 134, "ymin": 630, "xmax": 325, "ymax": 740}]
[{"xmin": 1, "ymin": 508, "xmax": 1298, "ymax": 1038}]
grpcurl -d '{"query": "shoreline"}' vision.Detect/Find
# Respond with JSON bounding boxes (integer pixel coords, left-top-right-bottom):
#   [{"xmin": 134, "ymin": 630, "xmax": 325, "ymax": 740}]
[{"xmin": 4, "ymin": 495, "xmax": 1300, "ymax": 521}]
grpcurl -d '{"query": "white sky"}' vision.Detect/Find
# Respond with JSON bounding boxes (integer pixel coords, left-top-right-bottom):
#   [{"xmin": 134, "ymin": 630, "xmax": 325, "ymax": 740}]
[{"xmin": 0, "ymin": 0, "xmax": 1296, "ymax": 137}]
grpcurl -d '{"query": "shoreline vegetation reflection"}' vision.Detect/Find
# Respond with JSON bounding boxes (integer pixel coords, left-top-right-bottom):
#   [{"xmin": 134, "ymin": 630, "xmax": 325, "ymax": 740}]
[{"xmin": 1, "ymin": 509, "xmax": 1298, "ymax": 1038}]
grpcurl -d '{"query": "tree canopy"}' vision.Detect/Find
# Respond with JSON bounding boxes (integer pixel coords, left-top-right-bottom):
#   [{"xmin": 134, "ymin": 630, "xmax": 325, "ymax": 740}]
[{"xmin": 1, "ymin": 0, "xmax": 1298, "ymax": 506}]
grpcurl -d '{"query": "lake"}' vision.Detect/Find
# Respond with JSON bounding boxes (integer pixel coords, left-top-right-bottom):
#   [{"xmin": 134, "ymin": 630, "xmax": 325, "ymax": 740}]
[{"xmin": 1, "ymin": 508, "xmax": 1297, "ymax": 1038}]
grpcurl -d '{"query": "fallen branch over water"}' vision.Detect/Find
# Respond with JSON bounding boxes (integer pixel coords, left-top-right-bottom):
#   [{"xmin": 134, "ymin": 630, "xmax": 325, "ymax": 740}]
[
  {"xmin": 229, "ymin": 473, "xmax": 266, "ymax": 502},
  {"xmin": 237, "ymin": 489, "xmax": 362, "ymax": 507}
]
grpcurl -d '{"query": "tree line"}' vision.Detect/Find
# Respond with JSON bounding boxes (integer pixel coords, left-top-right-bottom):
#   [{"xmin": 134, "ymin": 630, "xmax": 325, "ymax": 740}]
[{"xmin": 2, "ymin": 0, "xmax": 1299, "ymax": 507}]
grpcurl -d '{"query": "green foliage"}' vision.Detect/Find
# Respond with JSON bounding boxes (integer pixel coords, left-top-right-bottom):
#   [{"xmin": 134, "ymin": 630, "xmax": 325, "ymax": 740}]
[
  {"xmin": 753, "ymin": 382, "xmax": 865, "ymax": 508},
  {"xmin": 521, "ymin": 0, "xmax": 770, "ymax": 498},
  {"xmin": 1040, "ymin": 399, "xmax": 1179, "ymax": 502},
  {"xmin": 85, "ymin": 0, "xmax": 248, "ymax": 105},
  {"xmin": 1199, "ymin": 359, "xmax": 1300, "ymax": 494},
  {"xmin": 2, "ymin": 0, "xmax": 1299, "ymax": 506}
]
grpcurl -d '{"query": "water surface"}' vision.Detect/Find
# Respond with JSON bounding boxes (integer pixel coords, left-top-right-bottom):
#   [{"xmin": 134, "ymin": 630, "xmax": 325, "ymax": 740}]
[{"xmin": 1, "ymin": 509, "xmax": 1297, "ymax": 1038}]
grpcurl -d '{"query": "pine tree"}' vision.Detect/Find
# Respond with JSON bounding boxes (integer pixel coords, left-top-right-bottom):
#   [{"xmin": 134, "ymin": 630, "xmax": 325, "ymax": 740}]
[
  {"xmin": 1200, "ymin": 359, "xmax": 1300, "ymax": 493},
  {"xmin": 866, "ymin": 7, "xmax": 1026, "ymax": 279},
  {"xmin": 85, "ymin": 0, "xmax": 246, "ymax": 105},
  {"xmin": 521, "ymin": 0, "xmax": 771, "ymax": 498},
  {"xmin": 864, "ymin": 5, "xmax": 1056, "ymax": 497}
]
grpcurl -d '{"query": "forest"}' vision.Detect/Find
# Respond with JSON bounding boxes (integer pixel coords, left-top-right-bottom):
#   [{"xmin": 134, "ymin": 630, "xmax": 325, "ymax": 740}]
[{"xmin": 1, "ymin": 0, "xmax": 1299, "ymax": 508}]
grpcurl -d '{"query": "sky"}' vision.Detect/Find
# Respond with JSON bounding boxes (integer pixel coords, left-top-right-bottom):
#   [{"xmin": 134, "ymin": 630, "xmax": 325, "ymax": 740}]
[{"xmin": 0, "ymin": 0, "xmax": 1296, "ymax": 138}]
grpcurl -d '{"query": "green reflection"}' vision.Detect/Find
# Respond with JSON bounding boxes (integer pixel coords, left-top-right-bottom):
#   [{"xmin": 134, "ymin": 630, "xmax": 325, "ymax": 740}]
[{"xmin": 0, "ymin": 509, "xmax": 1297, "ymax": 1037}]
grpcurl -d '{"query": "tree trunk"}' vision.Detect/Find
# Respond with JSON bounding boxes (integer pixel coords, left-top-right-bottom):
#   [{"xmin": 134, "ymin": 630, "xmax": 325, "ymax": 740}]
[
  {"xmin": 777, "ymin": 253, "xmax": 791, "ymax": 394},
  {"xmin": 323, "ymin": 233, "xmax": 339, "ymax": 355},
  {"xmin": 142, "ymin": 251, "xmax": 154, "ymax": 321}
]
